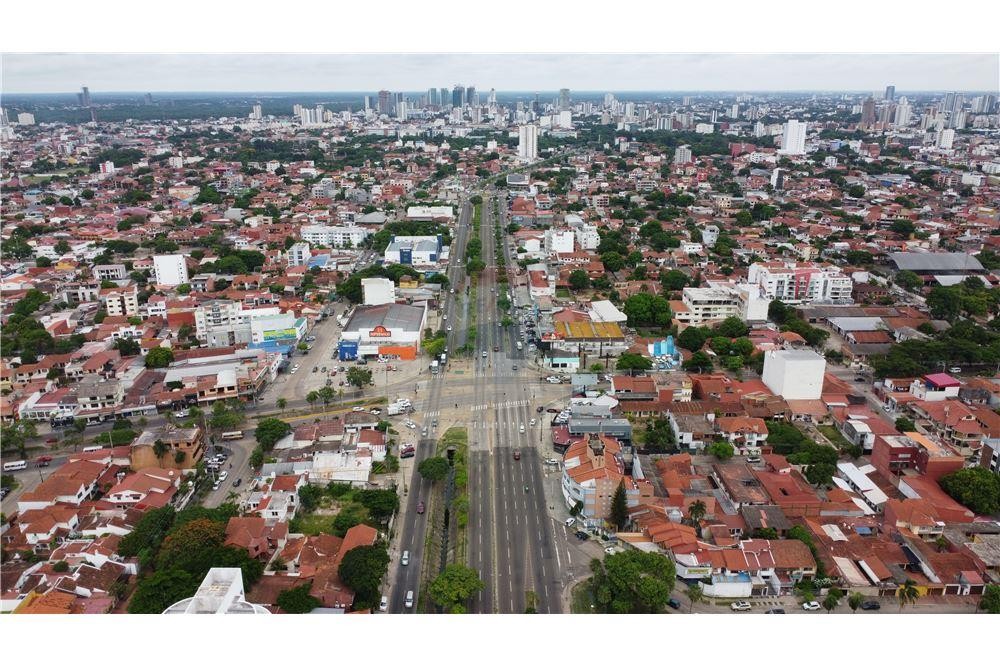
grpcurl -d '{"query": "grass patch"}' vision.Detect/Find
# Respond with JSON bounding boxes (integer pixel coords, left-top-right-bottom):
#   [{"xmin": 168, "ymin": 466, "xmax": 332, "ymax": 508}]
[
  {"xmin": 818, "ymin": 425, "xmax": 850, "ymax": 449},
  {"xmin": 555, "ymin": 288, "xmax": 571, "ymax": 299},
  {"xmin": 290, "ymin": 512, "xmax": 336, "ymax": 536},
  {"xmin": 570, "ymin": 580, "xmax": 595, "ymax": 614}
]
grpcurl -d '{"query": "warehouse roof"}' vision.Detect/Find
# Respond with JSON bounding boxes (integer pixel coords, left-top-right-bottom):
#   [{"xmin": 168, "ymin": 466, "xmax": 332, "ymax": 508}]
[
  {"xmin": 344, "ymin": 303, "xmax": 425, "ymax": 333},
  {"xmin": 889, "ymin": 252, "xmax": 984, "ymax": 273}
]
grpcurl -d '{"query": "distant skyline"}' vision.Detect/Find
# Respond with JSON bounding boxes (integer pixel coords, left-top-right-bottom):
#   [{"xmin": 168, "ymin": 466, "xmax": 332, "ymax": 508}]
[{"xmin": 3, "ymin": 53, "xmax": 998, "ymax": 94}]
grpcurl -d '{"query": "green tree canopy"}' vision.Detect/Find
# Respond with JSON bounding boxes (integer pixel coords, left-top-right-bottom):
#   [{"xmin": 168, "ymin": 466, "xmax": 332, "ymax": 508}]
[
  {"xmin": 276, "ymin": 584, "xmax": 322, "ymax": 614},
  {"xmin": 429, "ymin": 564, "xmax": 485, "ymax": 613},
  {"xmin": 589, "ymin": 550, "xmax": 676, "ymax": 613},
  {"xmin": 418, "ymin": 456, "xmax": 450, "ymax": 482},
  {"xmin": 255, "ymin": 418, "xmax": 291, "ymax": 451},
  {"xmin": 145, "ymin": 347, "xmax": 175, "ymax": 368},
  {"xmin": 616, "ymin": 353, "xmax": 653, "ymax": 372},
  {"xmin": 939, "ymin": 468, "xmax": 1000, "ymax": 515},
  {"xmin": 609, "ymin": 480, "xmax": 629, "ymax": 530},
  {"xmin": 338, "ymin": 544, "xmax": 391, "ymax": 610}
]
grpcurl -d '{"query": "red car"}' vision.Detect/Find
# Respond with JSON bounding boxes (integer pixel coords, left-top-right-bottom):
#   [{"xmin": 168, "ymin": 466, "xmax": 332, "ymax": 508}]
[
  {"xmin": 36, "ymin": 455, "xmax": 53, "ymax": 467},
  {"xmin": 513, "ymin": 449, "xmax": 521, "ymax": 461},
  {"xmin": 416, "ymin": 501, "xmax": 425, "ymax": 514}
]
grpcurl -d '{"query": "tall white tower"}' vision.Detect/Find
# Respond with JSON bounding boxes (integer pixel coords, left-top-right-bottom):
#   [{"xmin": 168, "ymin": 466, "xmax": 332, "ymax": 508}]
[
  {"xmin": 518, "ymin": 124, "xmax": 538, "ymax": 160},
  {"xmin": 778, "ymin": 120, "xmax": 807, "ymax": 155}
]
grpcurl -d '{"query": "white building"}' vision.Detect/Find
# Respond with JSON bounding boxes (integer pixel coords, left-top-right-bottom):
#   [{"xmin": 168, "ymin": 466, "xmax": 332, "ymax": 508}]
[
  {"xmin": 362, "ymin": 277, "xmax": 396, "ymax": 306},
  {"xmin": 163, "ymin": 568, "xmax": 269, "ymax": 614},
  {"xmin": 249, "ymin": 312, "xmax": 306, "ymax": 345},
  {"xmin": 153, "ymin": 254, "xmax": 189, "ymax": 286},
  {"xmin": 383, "ymin": 236, "xmax": 443, "ymax": 266},
  {"xmin": 936, "ymin": 128, "xmax": 955, "ymax": 149},
  {"xmin": 100, "ymin": 284, "xmax": 140, "ymax": 317},
  {"xmin": 779, "ymin": 120, "xmax": 807, "ymax": 155},
  {"xmin": 747, "ymin": 261, "xmax": 853, "ymax": 305},
  {"xmin": 761, "ymin": 350, "xmax": 826, "ymax": 400},
  {"xmin": 406, "ymin": 206, "xmax": 455, "ymax": 221},
  {"xmin": 17, "ymin": 112, "xmax": 35, "ymax": 125},
  {"xmin": 545, "ymin": 229, "xmax": 575, "ymax": 255},
  {"xmin": 518, "ymin": 124, "xmax": 539, "ymax": 161},
  {"xmin": 300, "ymin": 225, "xmax": 370, "ymax": 248},
  {"xmin": 673, "ymin": 145, "xmax": 693, "ymax": 164},
  {"xmin": 566, "ymin": 215, "xmax": 599, "ymax": 250},
  {"xmin": 674, "ymin": 288, "xmax": 742, "ymax": 326},
  {"xmin": 287, "ymin": 242, "xmax": 311, "ymax": 267}
]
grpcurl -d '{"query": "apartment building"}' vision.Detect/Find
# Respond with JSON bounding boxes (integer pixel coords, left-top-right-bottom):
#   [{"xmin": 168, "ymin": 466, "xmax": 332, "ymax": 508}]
[
  {"xmin": 99, "ymin": 284, "xmax": 140, "ymax": 317},
  {"xmin": 747, "ymin": 261, "xmax": 853, "ymax": 305},
  {"xmin": 299, "ymin": 225, "xmax": 370, "ymax": 248}
]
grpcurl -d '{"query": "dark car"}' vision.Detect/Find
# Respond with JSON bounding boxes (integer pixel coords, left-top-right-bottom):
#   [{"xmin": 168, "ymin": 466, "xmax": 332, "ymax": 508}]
[
  {"xmin": 416, "ymin": 501, "xmax": 425, "ymax": 514},
  {"xmin": 494, "ymin": 346, "xmax": 500, "ymax": 352},
  {"xmin": 233, "ymin": 478, "xmax": 242, "ymax": 488},
  {"xmin": 574, "ymin": 530, "xmax": 589, "ymax": 541},
  {"xmin": 667, "ymin": 598, "xmax": 682, "ymax": 610},
  {"xmin": 861, "ymin": 600, "xmax": 881, "ymax": 610},
  {"xmin": 547, "ymin": 408, "xmax": 559, "ymax": 413},
  {"xmin": 764, "ymin": 608, "xmax": 786, "ymax": 614},
  {"xmin": 0, "ymin": 487, "xmax": 10, "ymax": 500},
  {"xmin": 536, "ymin": 406, "xmax": 545, "ymax": 413},
  {"xmin": 513, "ymin": 449, "xmax": 521, "ymax": 460}
]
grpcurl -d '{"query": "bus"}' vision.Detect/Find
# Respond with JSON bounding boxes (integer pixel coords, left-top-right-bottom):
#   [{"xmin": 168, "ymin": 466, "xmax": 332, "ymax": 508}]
[
  {"xmin": 82, "ymin": 445, "xmax": 103, "ymax": 453},
  {"xmin": 220, "ymin": 431, "xmax": 244, "ymax": 441},
  {"xmin": 3, "ymin": 460, "xmax": 27, "ymax": 472}
]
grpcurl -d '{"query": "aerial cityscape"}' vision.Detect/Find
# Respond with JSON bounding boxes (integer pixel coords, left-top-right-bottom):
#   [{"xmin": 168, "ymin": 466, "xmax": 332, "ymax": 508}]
[{"xmin": 3, "ymin": 52, "xmax": 1000, "ymax": 621}]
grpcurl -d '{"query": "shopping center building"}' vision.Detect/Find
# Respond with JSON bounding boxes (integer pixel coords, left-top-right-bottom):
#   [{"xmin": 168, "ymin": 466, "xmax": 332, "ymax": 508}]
[{"xmin": 336, "ymin": 302, "xmax": 427, "ymax": 361}]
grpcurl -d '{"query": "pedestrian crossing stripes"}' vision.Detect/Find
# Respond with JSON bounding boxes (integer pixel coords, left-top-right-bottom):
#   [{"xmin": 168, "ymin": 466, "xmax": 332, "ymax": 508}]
[{"xmin": 469, "ymin": 400, "xmax": 529, "ymax": 411}]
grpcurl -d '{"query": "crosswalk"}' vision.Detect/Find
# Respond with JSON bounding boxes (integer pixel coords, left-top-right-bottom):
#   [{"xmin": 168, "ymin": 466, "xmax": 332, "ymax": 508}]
[{"xmin": 469, "ymin": 399, "xmax": 530, "ymax": 411}]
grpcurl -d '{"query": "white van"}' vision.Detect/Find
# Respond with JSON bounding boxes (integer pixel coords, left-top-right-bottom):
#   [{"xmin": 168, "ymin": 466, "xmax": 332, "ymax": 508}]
[
  {"xmin": 405, "ymin": 590, "xmax": 414, "ymax": 608},
  {"xmin": 401, "ymin": 550, "xmax": 410, "ymax": 566},
  {"xmin": 564, "ymin": 517, "xmax": 575, "ymax": 527},
  {"xmin": 379, "ymin": 596, "xmax": 388, "ymax": 612},
  {"xmin": 3, "ymin": 460, "xmax": 27, "ymax": 472}
]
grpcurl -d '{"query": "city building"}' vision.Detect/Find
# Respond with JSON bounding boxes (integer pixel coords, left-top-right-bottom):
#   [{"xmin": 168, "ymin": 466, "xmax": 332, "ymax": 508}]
[
  {"xmin": 746, "ymin": 261, "xmax": 854, "ymax": 305},
  {"xmin": 761, "ymin": 350, "xmax": 827, "ymax": 401},
  {"xmin": 163, "ymin": 568, "xmax": 269, "ymax": 614},
  {"xmin": 337, "ymin": 302, "xmax": 427, "ymax": 361},
  {"xmin": 778, "ymin": 120, "xmax": 807, "ymax": 155},
  {"xmin": 153, "ymin": 254, "xmax": 189, "ymax": 286},
  {"xmin": 299, "ymin": 225, "xmax": 370, "ymax": 248},
  {"xmin": 518, "ymin": 124, "xmax": 538, "ymax": 161}
]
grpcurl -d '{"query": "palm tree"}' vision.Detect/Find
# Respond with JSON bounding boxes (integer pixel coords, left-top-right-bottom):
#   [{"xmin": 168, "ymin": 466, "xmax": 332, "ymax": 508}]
[
  {"xmin": 687, "ymin": 500, "xmax": 707, "ymax": 526},
  {"xmin": 898, "ymin": 579, "xmax": 920, "ymax": 612},
  {"xmin": 847, "ymin": 591, "xmax": 864, "ymax": 613},
  {"xmin": 276, "ymin": 398, "xmax": 287, "ymax": 413},
  {"xmin": 934, "ymin": 536, "xmax": 950, "ymax": 553},
  {"xmin": 685, "ymin": 583, "xmax": 704, "ymax": 612}
]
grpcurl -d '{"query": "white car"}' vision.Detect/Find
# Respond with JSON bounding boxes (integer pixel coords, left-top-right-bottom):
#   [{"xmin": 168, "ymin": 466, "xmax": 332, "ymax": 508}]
[
  {"xmin": 530, "ymin": 418, "xmax": 536, "ymax": 426},
  {"xmin": 949, "ymin": 367, "xmax": 962, "ymax": 374},
  {"xmin": 545, "ymin": 376, "xmax": 561, "ymax": 384},
  {"xmin": 447, "ymin": 326, "xmax": 453, "ymax": 332},
  {"xmin": 218, "ymin": 471, "xmax": 229, "ymax": 482},
  {"xmin": 174, "ymin": 409, "xmax": 190, "ymax": 419},
  {"xmin": 352, "ymin": 406, "xmax": 366, "ymax": 412},
  {"xmin": 730, "ymin": 601, "xmax": 752, "ymax": 612},
  {"xmin": 519, "ymin": 424, "xmax": 525, "ymax": 433},
  {"xmin": 405, "ymin": 421, "xmax": 416, "ymax": 429},
  {"xmin": 802, "ymin": 600, "xmax": 822, "ymax": 611}
]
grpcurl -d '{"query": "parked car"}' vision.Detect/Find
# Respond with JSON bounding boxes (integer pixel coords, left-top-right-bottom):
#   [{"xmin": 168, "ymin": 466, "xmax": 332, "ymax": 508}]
[
  {"xmin": 536, "ymin": 406, "xmax": 545, "ymax": 413},
  {"xmin": 416, "ymin": 501, "xmax": 425, "ymax": 514},
  {"xmin": 730, "ymin": 601, "xmax": 752, "ymax": 612},
  {"xmin": 765, "ymin": 608, "xmax": 786, "ymax": 614},
  {"xmin": 218, "ymin": 471, "xmax": 229, "ymax": 482},
  {"xmin": 861, "ymin": 600, "xmax": 881, "ymax": 611},
  {"xmin": 370, "ymin": 408, "xmax": 381, "ymax": 415},
  {"xmin": 174, "ymin": 410, "xmax": 190, "ymax": 418},
  {"xmin": 379, "ymin": 596, "xmax": 389, "ymax": 612},
  {"xmin": 949, "ymin": 367, "xmax": 962, "ymax": 374},
  {"xmin": 667, "ymin": 598, "xmax": 682, "ymax": 610},
  {"xmin": 574, "ymin": 530, "xmax": 589, "ymax": 541},
  {"xmin": 802, "ymin": 600, "xmax": 822, "ymax": 611},
  {"xmin": 546, "ymin": 408, "xmax": 559, "ymax": 413},
  {"xmin": 352, "ymin": 406, "xmax": 366, "ymax": 412}
]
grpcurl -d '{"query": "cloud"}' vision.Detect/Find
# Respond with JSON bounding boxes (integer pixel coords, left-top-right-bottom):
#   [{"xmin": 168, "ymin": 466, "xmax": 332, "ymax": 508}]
[{"xmin": 2, "ymin": 53, "xmax": 997, "ymax": 93}]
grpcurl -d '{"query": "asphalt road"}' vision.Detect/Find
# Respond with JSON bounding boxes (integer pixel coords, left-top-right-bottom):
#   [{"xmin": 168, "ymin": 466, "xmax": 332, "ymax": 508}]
[
  {"xmin": 467, "ymin": 190, "xmax": 562, "ymax": 613},
  {"xmin": 389, "ymin": 197, "xmax": 473, "ymax": 613}
]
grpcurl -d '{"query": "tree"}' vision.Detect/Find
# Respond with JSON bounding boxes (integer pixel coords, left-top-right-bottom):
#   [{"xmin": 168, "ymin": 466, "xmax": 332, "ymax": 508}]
[
  {"xmin": 338, "ymin": 544, "xmax": 391, "ymax": 610},
  {"xmin": 926, "ymin": 286, "xmax": 962, "ymax": 322},
  {"xmin": 346, "ymin": 367, "xmax": 373, "ymax": 390},
  {"xmin": 156, "ymin": 518, "xmax": 225, "ymax": 572},
  {"xmin": 616, "ymin": 353, "xmax": 653, "ymax": 372},
  {"xmin": 768, "ymin": 299, "xmax": 790, "ymax": 324},
  {"xmin": 895, "ymin": 270, "xmax": 923, "ymax": 292},
  {"xmin": 897, "ymin": 579, "xmax": 920, "ymax": 611},
  {"xmin": 715, "ymin": 316, "xmax": 749, "ymax": 338},
  {"xmin": 848, "ymin": 591, "xmax": 865, "ymax": 613},
  {"xmin": 128, "ymin": 568, "xmax": 198, "ymax": 614},
  {"xmin": 568, "ymin": 270, "xmax": 590, "ymax": 291},
  {"xmin": 276, "ymin": 398, "xmax": 287, "ymax": 413},
  {"xmin": 145, "ymin": 347, "xmax": 174, "ymax": 368},
  {"xmin": 623, "ymin": 292, "xmax": 672, "ymax": 328},
  {"xmin": 152, "ymin": 438, "xmax": 170, "ymax": 461},
  {"xmin": 890, "ymin": 220, "xmax": 916, "ymax": 238},
  {"xmin": 980, "ymin": 583, "xmax": 1000, "ymax": 614},
  {"xmin": 683, "ymin": 351, "xmax": 713, "ymax": 372},
  {"xmin": 114, "ymin": 337, "xmax": 141, "ymax": 356},
  {"xmin": 601, "ymin": 251, "xmax": 625, "ymax": 273},
  {"xmin": 847, "ymin": 184, "xmax": 865, "ymax": 198},
  {"xmin": 938, "ymin": 468, "xmax": 1000, "ymax": 515},
  {"xmin": 609, "ymin": 480, "xmax": 628, "ymax": 531},
  {"xmin": 660, "ymin": 269, "xmax": 688, "ymax": 291},
  {"xmin": 13, "ymin": 289, "xmax": 50, "ymax": 317},
  {"xmin": 298, "ymin": 484, "xmax": 323, "ymax": 513},
  {"xmin": 707, "ymin": 440, "xmax": 734, "ymax": 460},
  {"xmin": 804, "ymin": 462, "xmax": 836, "ymax": 486},
  {"xmin": 276, "ymin": 584, "xmax": 321, "ymax": 614},
  {"xmin": 685, "ymin": 583, "xmax": 704, "ymax": 612},
  {"xmin": 823, "ymin": 589, "xmax": 842, "ymax": 613},
  {"xmin": 429, "ymin": 564, "xmax": 485, "ymax": 613},
  {"xmin": 677, "ymin": 326, "xmax": 709, "ymax": 352},
  {"xmin": 894, "ymin": 417, "xmax": 916, "ymax": 432},
  {"xmin": 589, "ymin": 551, "xmax": 676, "ymax": 613},
  {"xmin": 306, "ymin": 391, "xmax": 319, "ymax": 409},
  {"xmin": 687, "ymin": 499, "xmax": 707, "ymax": 525},
  {"xmin": 418, "ymin": 456, "xmax": 450, "ymax": 482},
  {"xmin": 356, "ymin": 489, "xmax": 400, "ymax": 522}
]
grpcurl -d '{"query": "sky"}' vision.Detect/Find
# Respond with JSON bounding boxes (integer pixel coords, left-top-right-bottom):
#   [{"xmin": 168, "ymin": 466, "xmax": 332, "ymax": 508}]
[{"xmin": 2, "ymin": 53, "xmax": 998, "ymax": 94}]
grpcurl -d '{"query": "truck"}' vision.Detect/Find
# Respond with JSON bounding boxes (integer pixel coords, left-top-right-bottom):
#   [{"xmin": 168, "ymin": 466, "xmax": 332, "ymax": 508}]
[
  {"xmin": 516, "ymin": 341, "xmax": 523, "ymax": 351},
  {"xmin": 439, "ymin": 353, "xmax": 447, "ymax": 366},
  {"xmin": 387, "ymin": 400, "xmax": 411, "ymax": 416},
  {"xmin": 430, "ymin": 360, "xmax": 440, "ymax": 374}
]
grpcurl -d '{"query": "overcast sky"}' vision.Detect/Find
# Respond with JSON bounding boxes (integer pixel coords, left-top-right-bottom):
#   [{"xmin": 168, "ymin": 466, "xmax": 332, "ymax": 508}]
[{"xmin": 3, "ymin": 53, "xmax": 998, "ymax": 94}]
